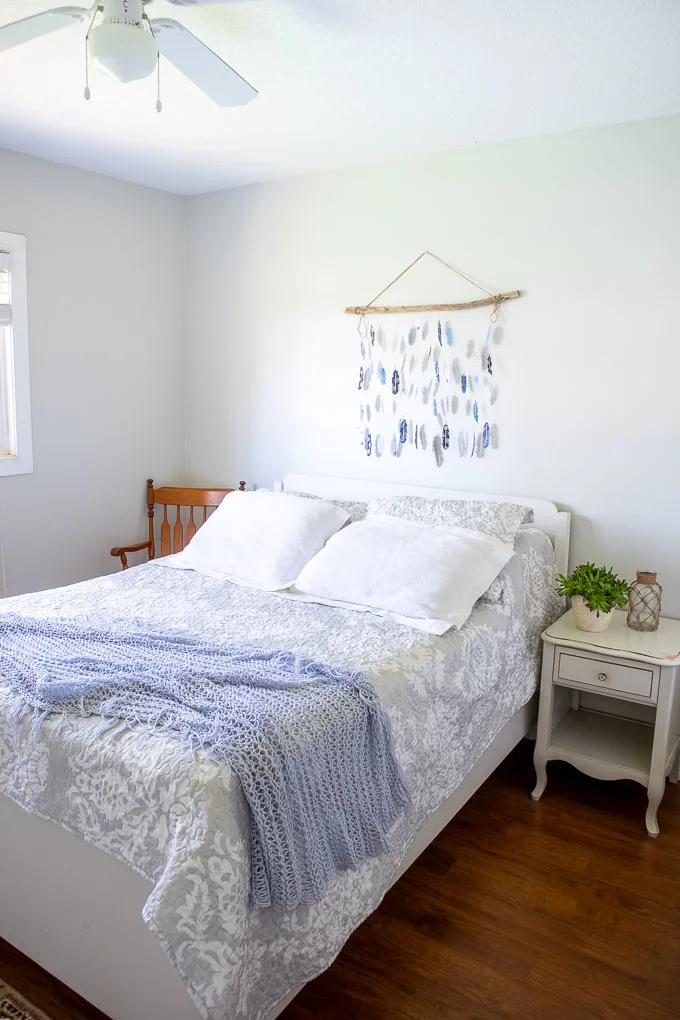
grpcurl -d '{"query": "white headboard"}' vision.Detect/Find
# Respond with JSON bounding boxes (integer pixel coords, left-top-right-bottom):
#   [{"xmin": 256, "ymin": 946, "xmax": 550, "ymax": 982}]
[{"xmin": 280, "ymin": 474, "xmax": 571, "ymax": 577}]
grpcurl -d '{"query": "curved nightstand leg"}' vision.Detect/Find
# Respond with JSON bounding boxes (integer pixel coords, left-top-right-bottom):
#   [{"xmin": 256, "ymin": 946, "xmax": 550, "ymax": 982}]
[
  {"xmin": 532, "ymin": 643, "xmax": 556, "ymax": 801},
  {"xmin": 648, "ymin": 795, "xmax": 660, "ymax": 836},
  {"xmin": 645, "ymin": 670, "xmax": 676, "ymax": 837},
  {"xmin": 531, "ymin": 758, "xmax": 547, "ymax": 801},
  {"xmin": 648, "ymin": 779, "xmax": 660, "ymax": 836}
]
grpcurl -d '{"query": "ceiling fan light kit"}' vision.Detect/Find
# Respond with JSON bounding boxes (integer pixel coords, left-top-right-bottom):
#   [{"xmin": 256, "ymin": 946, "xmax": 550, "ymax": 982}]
[
  {"xmin": 89, "ymin": 2, "xmax": 158, "ymax": 84},
  {"xmin": 0, "ymin": 0, "xmax": 258, "ymax": 110}
]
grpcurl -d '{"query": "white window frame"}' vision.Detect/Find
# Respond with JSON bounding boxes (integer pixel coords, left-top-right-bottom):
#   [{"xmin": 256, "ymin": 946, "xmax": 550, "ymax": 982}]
[{"xmin": 0, "ymin": 231, "xmax": 33, "ymax": 476}]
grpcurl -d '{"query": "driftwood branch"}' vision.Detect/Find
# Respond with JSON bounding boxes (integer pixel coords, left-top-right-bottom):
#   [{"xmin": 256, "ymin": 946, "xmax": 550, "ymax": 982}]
[{"xmin": 344, "ymin": 291, "xmax": 521, "ymax": 315}]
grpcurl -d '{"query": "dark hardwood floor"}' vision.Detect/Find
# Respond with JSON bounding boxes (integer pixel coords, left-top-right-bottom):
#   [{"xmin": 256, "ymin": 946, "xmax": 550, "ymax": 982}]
[
  {"xmin": 0, "ymin": 940, "xmax": 110, "ymax": 1020},
  {"xmin": 2, "ymin": 741, "xmax": 679, "ymax": 1020}
]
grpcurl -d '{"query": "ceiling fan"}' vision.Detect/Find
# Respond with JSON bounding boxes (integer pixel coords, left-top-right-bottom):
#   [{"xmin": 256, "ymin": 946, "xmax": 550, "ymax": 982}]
[{"xmin": 0, "ymin": 0, "xmax": 258, "ymax": 109}]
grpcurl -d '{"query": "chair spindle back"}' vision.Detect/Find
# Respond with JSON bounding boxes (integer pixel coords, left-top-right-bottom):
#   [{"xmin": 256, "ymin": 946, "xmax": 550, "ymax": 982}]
[{"xmin": 147, "ymin": 478, "xmax": 246, "ymax": 559}]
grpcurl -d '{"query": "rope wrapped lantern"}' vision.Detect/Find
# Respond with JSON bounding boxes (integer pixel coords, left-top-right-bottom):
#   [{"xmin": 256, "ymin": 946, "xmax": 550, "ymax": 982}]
[{"xmin": 627, "ymin": 571, "xmax": 662, "ymax": 632}]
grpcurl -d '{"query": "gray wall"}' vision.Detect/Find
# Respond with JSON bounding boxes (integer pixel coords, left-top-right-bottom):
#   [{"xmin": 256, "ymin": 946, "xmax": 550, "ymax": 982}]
[{"xmin": 0, "ymin": 149, "xmax": 187, "ymax": 595}]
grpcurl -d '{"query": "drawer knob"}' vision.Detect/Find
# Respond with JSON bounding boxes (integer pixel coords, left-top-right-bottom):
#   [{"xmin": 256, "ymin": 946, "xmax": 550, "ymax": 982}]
[{"xmin": 597, "ymin": 672, "xmax": 608, "ymax": 683}]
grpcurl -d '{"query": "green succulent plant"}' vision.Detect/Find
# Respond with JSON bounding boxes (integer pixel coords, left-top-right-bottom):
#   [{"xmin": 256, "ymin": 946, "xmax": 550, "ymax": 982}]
[{"xmin": 555, "ymin": 562, "xmax": 630, "ymax": 616}]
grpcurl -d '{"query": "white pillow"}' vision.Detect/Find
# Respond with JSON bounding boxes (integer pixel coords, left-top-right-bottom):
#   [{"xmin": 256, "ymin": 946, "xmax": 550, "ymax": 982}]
[
  {"xmin": 293, "ymin": 514, "xmax": 514, "ymax": 634},
  {"xmin": 164, "ymin": 489, "xmax": 349, "ymax": 591}
]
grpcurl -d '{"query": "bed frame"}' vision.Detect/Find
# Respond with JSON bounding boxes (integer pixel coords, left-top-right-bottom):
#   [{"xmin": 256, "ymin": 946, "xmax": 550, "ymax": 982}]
[{"xmin": 0, "ymin": 475, "xmax": 570, "ymax": 1020}]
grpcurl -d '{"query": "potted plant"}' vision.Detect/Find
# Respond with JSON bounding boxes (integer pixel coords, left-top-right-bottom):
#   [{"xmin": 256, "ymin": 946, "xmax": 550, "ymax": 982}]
[{"xmin": 555, "ymin": 563, "xmax": 630, "ymax": 633}]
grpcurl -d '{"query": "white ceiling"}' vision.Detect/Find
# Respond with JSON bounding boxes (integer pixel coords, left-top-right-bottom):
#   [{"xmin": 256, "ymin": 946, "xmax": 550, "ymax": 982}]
[{"xmin": 0, "ymin": 0, "xmax": 679, "ymax": 195}]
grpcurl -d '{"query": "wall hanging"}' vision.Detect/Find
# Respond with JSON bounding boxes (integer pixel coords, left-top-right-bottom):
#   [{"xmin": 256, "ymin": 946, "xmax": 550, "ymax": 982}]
[{"xmin": 347, "ymin": 251, "xmax": 521, "ymax": 465}]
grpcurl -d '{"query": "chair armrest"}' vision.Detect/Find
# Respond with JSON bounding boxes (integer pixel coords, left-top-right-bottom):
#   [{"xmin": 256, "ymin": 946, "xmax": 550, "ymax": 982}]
[{"xmin": 110, "ymin": 540, "xmax": 152, "ymax": 570}]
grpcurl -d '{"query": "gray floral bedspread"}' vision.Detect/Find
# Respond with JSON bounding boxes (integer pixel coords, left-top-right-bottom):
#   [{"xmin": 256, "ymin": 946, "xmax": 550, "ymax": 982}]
[{"xmin": 0, "ymin": 529, "xmax": 562, "ymax": 1020}]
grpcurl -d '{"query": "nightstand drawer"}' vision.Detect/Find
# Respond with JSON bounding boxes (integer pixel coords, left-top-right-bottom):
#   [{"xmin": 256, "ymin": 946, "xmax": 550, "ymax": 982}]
[{"xmin": 556, "ymin": 652, "xmax": 656, "ymax": 699}]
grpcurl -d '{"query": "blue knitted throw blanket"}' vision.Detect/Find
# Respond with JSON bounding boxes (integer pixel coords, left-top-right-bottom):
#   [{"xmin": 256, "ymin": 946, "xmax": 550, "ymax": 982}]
[{"xmin": 0, "ymin": 613, "xmax": 409, "ymax": 910}]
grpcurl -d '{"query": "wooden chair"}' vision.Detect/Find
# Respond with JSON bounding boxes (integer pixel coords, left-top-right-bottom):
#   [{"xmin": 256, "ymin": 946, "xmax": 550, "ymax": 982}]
[{"xmin": 111, "ymin": 478, "xmax": 246, "ymax": 569}]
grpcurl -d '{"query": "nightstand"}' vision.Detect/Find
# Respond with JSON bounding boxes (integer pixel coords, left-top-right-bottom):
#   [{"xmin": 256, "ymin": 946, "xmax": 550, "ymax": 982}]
[{"xmin": 532, "ymin": 609, "xmax": 680, "ymax": 836}]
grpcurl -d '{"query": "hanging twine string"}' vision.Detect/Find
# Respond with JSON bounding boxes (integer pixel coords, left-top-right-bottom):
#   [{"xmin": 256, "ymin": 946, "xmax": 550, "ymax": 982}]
[{"xmin": 357, "ymin": 250, "xmax": 503, "ymax": 336}]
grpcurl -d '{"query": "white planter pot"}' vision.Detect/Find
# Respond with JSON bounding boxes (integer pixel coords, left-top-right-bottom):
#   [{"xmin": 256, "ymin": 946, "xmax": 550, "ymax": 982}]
[{"xmin": 571, "ymin": 595, "xmax": 613, "ymax": 633}]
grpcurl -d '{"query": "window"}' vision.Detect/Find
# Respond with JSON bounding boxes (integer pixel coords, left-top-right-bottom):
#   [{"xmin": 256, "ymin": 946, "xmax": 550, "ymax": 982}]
[{"xmin": 0, "ymin": 231, "xmax": 32, "ymax": 476}]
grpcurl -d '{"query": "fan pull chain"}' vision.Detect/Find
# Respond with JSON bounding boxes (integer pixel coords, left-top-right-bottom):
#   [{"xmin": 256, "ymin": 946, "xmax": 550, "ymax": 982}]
[
  {"xmin": 156, "ymin": 57, "xmax": 162, "ymax": 113},
  {"xmin": 83, "ymin": 4, "xmax": 99, "ymax": 103},
  {"xmin": 143, "ymin": 14, "xmax": 162, "ymax": 114},
  {"xmin": 84, "ymin": 40, "xmax": 91, "ymax": 101}
]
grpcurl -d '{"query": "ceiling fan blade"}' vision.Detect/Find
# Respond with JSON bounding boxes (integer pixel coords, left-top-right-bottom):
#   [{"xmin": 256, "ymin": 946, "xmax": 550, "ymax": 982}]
[
  {"xmin": 163, "ymin": 1, "xmax": 256, "ymax": 6},
  {"xmin": 151, "ymin": 19, "xmax": 257, "ymax": 107},
  {"xmin": 0, "ymin": 7, "xmax": 88, "ymax": 54}
]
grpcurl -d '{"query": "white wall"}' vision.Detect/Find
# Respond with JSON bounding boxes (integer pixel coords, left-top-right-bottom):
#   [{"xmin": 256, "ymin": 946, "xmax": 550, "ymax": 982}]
[
  {"xmin": 186, "ymin": 115, "xmax": 680, "ymax": 616},
  {"xmin": 0, "ymin": 149, "xmax": 186, "ymax": 596}
]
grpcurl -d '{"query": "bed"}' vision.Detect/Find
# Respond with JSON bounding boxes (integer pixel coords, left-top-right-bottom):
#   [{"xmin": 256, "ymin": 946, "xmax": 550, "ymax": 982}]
[{"xmin": 0, "ymin": 474, "xmax": 569, "ymax": 1020}]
